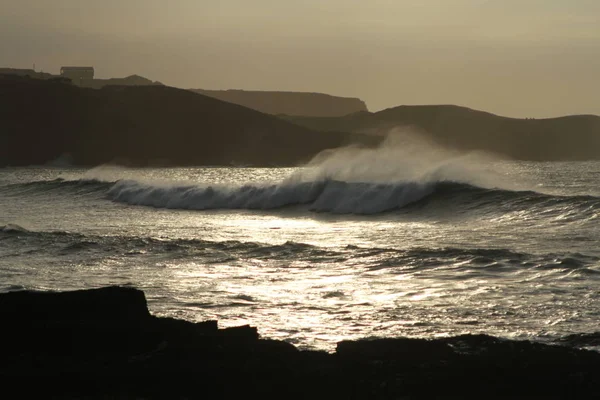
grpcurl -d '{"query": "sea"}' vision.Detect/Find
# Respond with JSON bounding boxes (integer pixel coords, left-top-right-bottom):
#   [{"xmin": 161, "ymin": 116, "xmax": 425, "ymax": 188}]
[{"xmin": 2, "ymin": 141, "xmax": 600, "ymax": 351}]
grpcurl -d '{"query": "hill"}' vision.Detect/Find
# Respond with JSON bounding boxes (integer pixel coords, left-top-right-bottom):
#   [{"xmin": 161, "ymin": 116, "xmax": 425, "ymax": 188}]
[
  {"xmin": 189, "ymin": 89, "xmax": 368, "ymax": 117},
  {"xmin": 283, "ymin": 105, "xmax": 600, "ymax": 160},
  {"xmin": 80, "ymin": 74, "xmax": 164, "ymax": 89},
  {"xmin": 0, "ymin": 76, "xmax": 377, "ymax": 167}
]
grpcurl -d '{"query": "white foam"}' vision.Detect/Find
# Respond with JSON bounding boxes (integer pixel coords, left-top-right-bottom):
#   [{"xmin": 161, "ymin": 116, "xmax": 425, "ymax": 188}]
[
  {"xmin": 107, "ymin": 129, "xmax": 509, "ymax": 214},
  {"xmin": 108, "ymin": 178, "xmax": 437, "ymax": 214}
]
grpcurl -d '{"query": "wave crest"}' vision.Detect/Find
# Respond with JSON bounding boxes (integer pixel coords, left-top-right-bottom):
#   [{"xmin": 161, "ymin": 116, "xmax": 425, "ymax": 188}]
[
  {"xmin": 107, "ymin": 178, "xmax": 437, "ymax": 214},
  {"xmin": 106, "ymin": 176, "xmax": 600, "ymax": 218},
  {"xmin": 1, "ymin": 224, "xmax": 30, "ymax": 233},
  {"xmin": 6, "ymin": 175, "xmax": 600, "ymax": 217},
  {"xmin": 0, "ymin": 178, "xmax": 112, "ymax": 195}
]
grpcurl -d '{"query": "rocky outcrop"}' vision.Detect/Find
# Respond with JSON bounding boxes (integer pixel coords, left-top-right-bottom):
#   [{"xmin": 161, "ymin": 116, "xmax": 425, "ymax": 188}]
[
  {"xmin": 1, "ymin": 286, "xmax": 599, "ymax": 398},
  {"xmin": 190, "ymin": 89, "xmax": 368, "ymax": 117},
  {"xmin": 0, "ymin": 75, "xmax": 378, "ymax": 167},
  {"xmin": 0, "ymin": 285, "xmax": 149, "ymax": 321}
]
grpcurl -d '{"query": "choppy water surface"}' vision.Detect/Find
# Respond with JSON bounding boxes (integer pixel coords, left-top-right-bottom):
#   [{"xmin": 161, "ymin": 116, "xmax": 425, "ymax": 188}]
[{"xmin": 2, "ymin": 153, "xmax": 600, "ymax": 350}]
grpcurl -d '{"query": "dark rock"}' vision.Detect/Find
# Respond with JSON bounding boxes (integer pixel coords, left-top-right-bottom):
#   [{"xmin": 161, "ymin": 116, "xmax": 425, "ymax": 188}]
[
  {"xmin": 1, "ymin": 286, "xmax": 600, "ymax": 399},
  {"xmin": 256, "ymin": 338, "xmax": 299, "ymax": 356},
  {"xmin": 336, "ymin": 337, "xmax": 456, "ymax": 363},
  {"xmin": 151, "ymin": 317, "xmax": 219, "ymax": 347},
  {"xmin": 0, "ymin": 287, "xmax": 158, "ymax": 359},
  {"xmin": 0, "ymin": 285, "xmax": 150, "ymax": 322},
  {"xmin": 220, "ymin": 324, "xmax": 259, "ymax": 341},
  {"xmin": 556, "ymin": 331, "xmax": 600, "ymax": 348}
]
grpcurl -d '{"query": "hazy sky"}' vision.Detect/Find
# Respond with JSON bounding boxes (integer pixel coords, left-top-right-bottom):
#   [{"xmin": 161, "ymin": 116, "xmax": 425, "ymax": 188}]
[{"xmin": 1, "ymin": 0, "xmax": 599, "ymax": 117}]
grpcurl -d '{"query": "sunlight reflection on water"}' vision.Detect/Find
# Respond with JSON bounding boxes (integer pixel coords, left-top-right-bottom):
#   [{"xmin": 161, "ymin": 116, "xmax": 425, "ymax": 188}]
[{"xmin": 2, "ymin": 162, "xmax": 600, "ymax": 350}]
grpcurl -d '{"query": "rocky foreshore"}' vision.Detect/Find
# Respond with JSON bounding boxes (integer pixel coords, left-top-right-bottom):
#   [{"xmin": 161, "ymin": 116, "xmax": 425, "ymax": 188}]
[{"xmin": 1, "ymin": 286, "xmax": 598, "ymax": 399}]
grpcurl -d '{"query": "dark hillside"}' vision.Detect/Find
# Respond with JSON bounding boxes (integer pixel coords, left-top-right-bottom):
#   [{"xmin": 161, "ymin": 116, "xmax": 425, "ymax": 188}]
[
  {"xmin": 283, "ymin": 105, "xmax": 600, "ymax": 160},
  {"xmin": 0, "ymin": 76, "xmax": 377, "ymax": 167},
  {"xmin": 190, "ymin": 89, "xmax": 368, "ymax": 117}
]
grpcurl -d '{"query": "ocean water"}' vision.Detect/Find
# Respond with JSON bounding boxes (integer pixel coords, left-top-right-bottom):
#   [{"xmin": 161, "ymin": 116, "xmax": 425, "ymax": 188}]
[{"xmin": 2, "ymin": 144, "xmax": 600, "ymax": 351}]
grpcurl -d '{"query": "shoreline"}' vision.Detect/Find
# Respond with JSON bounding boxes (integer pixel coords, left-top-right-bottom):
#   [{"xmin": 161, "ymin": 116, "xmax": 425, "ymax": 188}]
[{"xmin": 2, "ymin": 286, "xmax": 599, "ymax": 398}]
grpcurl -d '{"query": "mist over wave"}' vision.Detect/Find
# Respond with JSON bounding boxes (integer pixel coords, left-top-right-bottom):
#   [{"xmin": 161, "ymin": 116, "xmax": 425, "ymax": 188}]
[
  {"xmin": 105, "ymin": 132, "xmax": 513, "ymax": 214},
  {"xmin": 4, "ymin": 132, "xmax": 600, "ymax": 216},
  {"xmin": 297, "ymin": 131, "xmax": 504, "ymax": 186}
]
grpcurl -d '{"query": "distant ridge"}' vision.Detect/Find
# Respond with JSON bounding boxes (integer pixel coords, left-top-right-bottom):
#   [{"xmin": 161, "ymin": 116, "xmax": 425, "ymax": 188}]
[
  {"xmin": 0, "ymin": 67, "xmax": 162, "ymax": 89},
  {"xmin": 0, "ymin": 75, "xmax": 376, "ymax": 167},
  {"xmin": 189, "ymin": 89, "xmax": 368, "ymax": 117},
  {"xmin": 80, "ymin": 74, "xmax": 164, "ymax": 89},
  {"xmin": 3, "ymin": 73, "xmax": 599, "ymax": 164},
  {"xmin": 282, "ymin": 105, "xmax": 600, "ymax": 161}
]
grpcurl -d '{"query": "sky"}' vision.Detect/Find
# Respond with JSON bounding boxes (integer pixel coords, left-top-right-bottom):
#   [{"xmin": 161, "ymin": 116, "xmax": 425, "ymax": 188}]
[{"xmin": 1, "ymin": 0, "xmax": 599, "ymax": 118}]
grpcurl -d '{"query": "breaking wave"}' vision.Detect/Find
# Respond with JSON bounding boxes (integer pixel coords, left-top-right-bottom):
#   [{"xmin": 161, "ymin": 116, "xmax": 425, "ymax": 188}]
[
  {"xmin": 0, "ymin": 178, "xmax": 110, "ymax": 196},
  {"xmin": 105, "ymin": 178, "xmax": 600, "ymax": 217},
  {"xmin": 107, "ymin": 178, "xmax": 438, "ymax": 214},
  {"xmin": 5, "ymin": 176, "xmax": 600, "ymax": 217}
]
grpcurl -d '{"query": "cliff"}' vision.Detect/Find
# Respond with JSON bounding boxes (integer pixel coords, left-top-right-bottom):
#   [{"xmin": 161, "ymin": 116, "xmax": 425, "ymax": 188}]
[
  {"xmin": 190, "ymin": 89, "xmax": 368, "ymax": 117},
  {"xmin": 283, "ymin": 105, "xmax": 600, "ymax": 161},
  {"xmin": 0, "ymin": 76, "xmax": 376, "ymax": 167}
]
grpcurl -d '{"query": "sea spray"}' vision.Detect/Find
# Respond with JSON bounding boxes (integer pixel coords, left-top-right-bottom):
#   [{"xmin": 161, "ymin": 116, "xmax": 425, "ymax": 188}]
[
  {"xmin": 105, "ymin": 130, "xmax": 514, "ymax": 213},
  {"xmin": 290, "ymin": 129, "xmax": 509, "ymax": 188}
]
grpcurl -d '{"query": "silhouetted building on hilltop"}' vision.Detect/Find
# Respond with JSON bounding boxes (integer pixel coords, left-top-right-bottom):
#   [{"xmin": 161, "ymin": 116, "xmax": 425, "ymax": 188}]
[
  {"xmin": 60, "ymin": 66, "xmax": 94, "ymax": 86},
  {"xmin": 1, "ymin": 65, "xmax": 162, "ymax": 89}
]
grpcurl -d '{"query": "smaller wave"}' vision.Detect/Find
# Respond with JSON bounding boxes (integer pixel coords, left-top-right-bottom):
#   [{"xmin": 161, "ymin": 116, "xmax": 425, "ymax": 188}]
[
  {"xmin": 347, "ymin": 245, "xmax": 600, "ymax": 282},
  {"xmin": 0, "ymin": 225, "xmax": 84, "ymax": 242},
  {"xmin": 2, "ymin": 226, "xmax": 599, "ymax": 282},
  {"xmin": 0, "ymin": 178, "xmax": 114, "ymax": 196},
  {"xmin": 0, "ymin": 284, "xmax": 27, "ymax": 293},
  {"xmin": 1, "ymin": 224, "xmax": 30, "ymax": 233}
]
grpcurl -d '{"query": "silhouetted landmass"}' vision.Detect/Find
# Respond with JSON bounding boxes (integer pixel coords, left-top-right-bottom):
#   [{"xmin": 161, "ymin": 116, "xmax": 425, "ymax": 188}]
[
  {"xmin": 80, "ymin": 74, "xmax": 164, "ymax": 89},
  {"xmin": 1, "ymin": 67, "xmax": 163, "ymax": 88},
  {"xmin": 1, "ymin": 286, "xmax": 599, "ymax": 399},
  {"xmin": 0, "ymin": 68, "xmax": 56, "ymax": 80},
  {"xmin": 0, "ymin": 76, "xmax": 376, "ymax": 167},
  {"xmin": 190, "ymin": 89, "xmax": 368, "ymax": 117},
  {"xmin": 283, "ymin": 105, "xmax": 600, "ymax": 160}
]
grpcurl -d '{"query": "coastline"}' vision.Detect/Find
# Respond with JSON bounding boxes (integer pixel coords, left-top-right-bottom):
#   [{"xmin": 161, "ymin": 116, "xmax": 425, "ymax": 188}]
[{"xmin": 1, "ymin": 286, "xmax": 599, "ymax": 398}]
